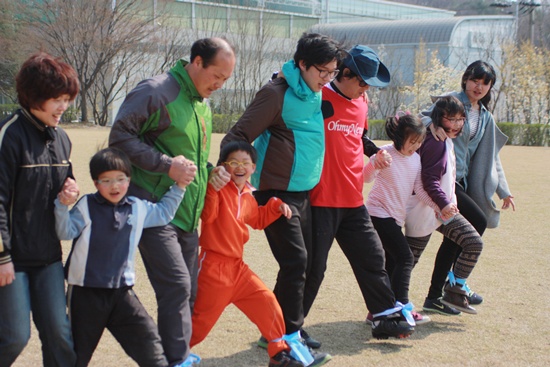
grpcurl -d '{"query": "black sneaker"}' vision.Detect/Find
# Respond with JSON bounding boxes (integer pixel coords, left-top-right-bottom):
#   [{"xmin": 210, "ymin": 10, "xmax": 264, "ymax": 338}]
[
  {"xmin": 371, "ymin": 315, "xmax": 414, "ymax": 340},
  {"xmin": 422, "ymin": 297, "xmax": 461, "ymax": 316},
  {"xmin": 466, "ymin": 291, "xmax": 483, "ymax": 305},
  {"xmin": 309, "ymin": 349, "xmax": 332, "ymax": 367},
  {"xmin": 269, "ymin": 350, "xmax": 304, "ymax": 367},
  {"xmin": 300, "ymin": 328, "xmax": 321, "ymax": 349}
]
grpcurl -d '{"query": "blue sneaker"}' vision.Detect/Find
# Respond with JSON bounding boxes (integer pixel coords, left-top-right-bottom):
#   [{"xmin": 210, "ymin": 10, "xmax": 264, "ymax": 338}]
[
  {"xmin": 175, "ymin": 353, "xmax": 201, "ymax": 367},
  {"xmin": 309, "ymin": 349, "xmax": 332, "ymax": 367}
]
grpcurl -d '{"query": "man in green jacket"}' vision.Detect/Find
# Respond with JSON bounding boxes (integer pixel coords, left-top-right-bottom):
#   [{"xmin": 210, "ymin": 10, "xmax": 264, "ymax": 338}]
[{"xmin": 109, "ymin": 37, "xmax": 235, "ymax": 367}]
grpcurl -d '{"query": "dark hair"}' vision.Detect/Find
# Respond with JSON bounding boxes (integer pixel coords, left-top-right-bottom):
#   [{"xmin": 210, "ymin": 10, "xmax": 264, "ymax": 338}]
[
  {"xmin": 89, "ymin": 148, "xmax": 132, "ymax": 180},
  {"xmin": 385, "ymin": 113, "xmax": 426, "ymax": 151},
  {"xmin": 219, "ymin": 141, "xmax": 257, "ymax": 165},
  {"xmin": 16, "ymin": 52, "xmax": 80, "ymax": 111},
  {"xmin": 334, "ymin": 61, "xmax": 358, "ymax": 82},
  {"xmin": 461, "ymin": 60, "xmax": 496, "ymax": 107},
  {"xmin": 431, "ymin": 96, "xmax": 465, "ymax": 130},
  {"xmin": 293, "ymin": 33, "xmax": 342, "ymax": 69},
  {"xmin": 190, "ymin": 37, "xmax": 235, "ymax": 68}
]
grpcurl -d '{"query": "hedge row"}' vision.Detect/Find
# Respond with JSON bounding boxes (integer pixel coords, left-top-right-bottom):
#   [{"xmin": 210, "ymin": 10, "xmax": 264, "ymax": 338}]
[
  {"xmin": 366, "ymin": 119, "xmax": 549, "ymax": 147},
  {"xmin": 1, "ymin": 104, "xmax": 547, "ymax": 146}
]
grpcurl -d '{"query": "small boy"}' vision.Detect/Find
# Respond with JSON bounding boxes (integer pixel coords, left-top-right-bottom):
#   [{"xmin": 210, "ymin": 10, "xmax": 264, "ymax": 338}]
[
  {"xmin": 190, "ymin": 141, "xmax": 308, "ymax": 367},
  {"xmin": 54, "ymin": 147, "xmax": 196, "ymax": 367}
]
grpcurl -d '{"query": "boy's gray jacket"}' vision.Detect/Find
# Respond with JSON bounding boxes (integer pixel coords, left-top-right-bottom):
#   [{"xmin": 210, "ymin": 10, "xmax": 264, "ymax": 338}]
[{"xmin": 0, "ymin": 109, "xmax": 73, "ymax": 267}]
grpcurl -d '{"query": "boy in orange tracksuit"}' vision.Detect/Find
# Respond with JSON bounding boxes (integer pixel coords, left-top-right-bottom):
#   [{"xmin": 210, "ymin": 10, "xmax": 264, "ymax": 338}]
[{"xmin": 190, "ymin": 141, "xmax": 307, "ymax": 367}]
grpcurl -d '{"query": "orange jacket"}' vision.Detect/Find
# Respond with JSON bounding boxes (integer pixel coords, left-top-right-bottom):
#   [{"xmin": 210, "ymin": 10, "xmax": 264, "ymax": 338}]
[{"xmin": 199, "ymin": 182, "xmax": 283, "ymax": 259}]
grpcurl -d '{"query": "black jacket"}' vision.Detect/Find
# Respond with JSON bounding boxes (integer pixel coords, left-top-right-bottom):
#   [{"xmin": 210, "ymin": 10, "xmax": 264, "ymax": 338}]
[{"xmin": 0, "ymin": 109, "xmax": 73, "ymax": 269}]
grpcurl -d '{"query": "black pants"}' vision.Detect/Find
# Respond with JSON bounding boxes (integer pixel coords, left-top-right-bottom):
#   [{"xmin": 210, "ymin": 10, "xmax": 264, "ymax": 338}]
[
  {"xmin": 426, "ymin": 183, "xmax": 487, "ymax": 299},
  {"xmin": 371, "ymin": 216, "xmax": 414, "ymax": 304},
  {"xmin": 303, "ymin": 206, "xmax": 396, "ymax": 317},
  {"xmin": 254, "ymin": 190, "xmax": 312, "ymax": 335},
  {"xmin": 68, "ymin": 285, "xmax": 167, "ymax": 367}
]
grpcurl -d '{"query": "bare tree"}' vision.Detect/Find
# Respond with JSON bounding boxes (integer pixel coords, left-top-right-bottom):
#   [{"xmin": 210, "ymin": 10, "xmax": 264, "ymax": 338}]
[{"xmin": 17, "ymin": 0, "xmax": 159, "ymax": 125}]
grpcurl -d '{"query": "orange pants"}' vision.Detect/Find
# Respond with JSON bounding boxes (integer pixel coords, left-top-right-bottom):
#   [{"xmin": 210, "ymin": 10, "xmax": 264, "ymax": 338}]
[{"xmin": 190, "ymin": 250, "xmax": 289, "ymax": 357}]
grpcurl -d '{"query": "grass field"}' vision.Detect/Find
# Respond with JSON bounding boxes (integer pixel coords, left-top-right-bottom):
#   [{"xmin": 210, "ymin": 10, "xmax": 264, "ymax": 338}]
[{"xmin": 13, "ymin": 126, "xmax": 550, "ymax": 367}]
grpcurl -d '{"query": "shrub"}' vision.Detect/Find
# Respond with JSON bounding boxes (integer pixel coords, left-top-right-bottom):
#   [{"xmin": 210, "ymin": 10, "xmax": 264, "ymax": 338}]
[
  {"xmin": 212, "ymin": 113, "xmax": 241, "ymax": 134},
  {"xmin": 497, "ymin": 123, "xmax": 549, "ymax": 146}
]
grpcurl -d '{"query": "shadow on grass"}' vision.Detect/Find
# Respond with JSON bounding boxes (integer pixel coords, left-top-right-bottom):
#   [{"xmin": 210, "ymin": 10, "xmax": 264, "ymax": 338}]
[{"xmin": 198, "ymin": 319, "xmax": 467, "ymax": 366}]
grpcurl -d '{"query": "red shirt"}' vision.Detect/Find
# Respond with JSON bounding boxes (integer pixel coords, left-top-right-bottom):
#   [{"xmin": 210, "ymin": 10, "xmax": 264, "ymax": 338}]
[{"xmin": 310, "ymin": 85, "xmax": 368, "ymax": 208}]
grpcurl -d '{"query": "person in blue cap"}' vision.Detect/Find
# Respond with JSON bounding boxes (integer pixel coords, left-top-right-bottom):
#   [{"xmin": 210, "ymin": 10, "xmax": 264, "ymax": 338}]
[{"xmin": 302, "ymin": 45, "xmax": 416, "ymax": 342}]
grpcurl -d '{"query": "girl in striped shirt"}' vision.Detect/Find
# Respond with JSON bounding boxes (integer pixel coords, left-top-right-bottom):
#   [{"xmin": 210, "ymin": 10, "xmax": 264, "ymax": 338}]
[{"xmin": 363, "ymin": 113, "xmax": 437, "ymax": 324}]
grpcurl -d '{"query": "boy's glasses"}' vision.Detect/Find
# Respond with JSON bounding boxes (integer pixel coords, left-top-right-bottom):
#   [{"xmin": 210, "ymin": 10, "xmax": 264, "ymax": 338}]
[
  {"xmin": 224, "ymin": 161, "xmax": 253, "ymax": 169},
  {"xmin": 312, "ymin": 65, "xmax": 339, "ymax": 80},
  {"xmin": 442, "ymin": 116, "xmax": 465, "ymax": 125},
  {"xmin": 96, "ymin": 177, "xmax": 130, "ymax": 186}
]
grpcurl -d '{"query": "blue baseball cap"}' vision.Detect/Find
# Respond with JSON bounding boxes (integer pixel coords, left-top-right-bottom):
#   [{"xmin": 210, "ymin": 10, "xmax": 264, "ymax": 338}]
[{"xmin": 343, "ymin": 45, "xmax": 390, "ymax": 87}]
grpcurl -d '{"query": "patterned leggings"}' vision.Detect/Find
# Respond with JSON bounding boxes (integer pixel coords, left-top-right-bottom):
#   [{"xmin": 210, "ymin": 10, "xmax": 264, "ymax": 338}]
[{"xmin": 407, "ymin": 213, "xmax": 483, "ymax": 280}]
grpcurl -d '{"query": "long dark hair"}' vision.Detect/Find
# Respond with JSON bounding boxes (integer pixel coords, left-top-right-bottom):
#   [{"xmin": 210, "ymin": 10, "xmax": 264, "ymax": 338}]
[{"xmin": 461, "ymin": 60, "xmax": 496, "ymax": 108}]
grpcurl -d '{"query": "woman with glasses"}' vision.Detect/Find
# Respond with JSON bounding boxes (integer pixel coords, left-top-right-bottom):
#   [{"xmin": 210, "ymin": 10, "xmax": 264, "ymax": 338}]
[{"xmin": 413, "ymin": 61, "xmax": 515, "ymax": 316}]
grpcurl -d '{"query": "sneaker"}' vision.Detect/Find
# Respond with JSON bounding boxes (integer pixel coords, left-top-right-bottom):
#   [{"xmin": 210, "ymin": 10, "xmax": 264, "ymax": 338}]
[
  {"xmin": 411, "ymin": 311, "xmax": 431, "ymax": 325},
  {"xmin": 467, "ymin": 291, "xmax": 483, "ymax": 305},
  {"xmin": 269, "ymin": 350, "xmax": 304, "ymax": 367},
  {"xmin": 309, "ymin": 349, "xmax": 332, "ymax": 367},
  {"xmin": 175, "ymin": 353, "xmax": 201, "ymax": 367},
  {"xmin": 300, "ymin": 328, "xmax": 321, "ymax": 349},
  {"xmin": 367, "ymin": 311, "xmax": 430, "ymax": 325},
  {"xmin": 422, "ymin": 297, "xmax": 461, "ymax": 316},
  {"xmin": 258, "ymin": 336, "xmax": 268, "ymax": 349},
  {"xmin": 441, "ymin": 284, "xmax": 477, "ymax": 315},
  {"xmin": 371, "ymin": 315, "xmax": 414, "ymax": 340}
]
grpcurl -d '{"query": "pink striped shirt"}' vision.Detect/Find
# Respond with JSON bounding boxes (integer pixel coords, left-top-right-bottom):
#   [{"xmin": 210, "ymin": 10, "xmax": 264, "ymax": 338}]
[{"xmin": 364, "ymin": 144, "xmax": 438, "ymax": 226}]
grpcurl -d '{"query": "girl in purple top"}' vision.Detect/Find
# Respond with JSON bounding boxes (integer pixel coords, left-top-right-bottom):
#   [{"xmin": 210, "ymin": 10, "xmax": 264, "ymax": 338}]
[{"xmin": 405, "ymin": 96, "xmax": 483, "ymax": 315}]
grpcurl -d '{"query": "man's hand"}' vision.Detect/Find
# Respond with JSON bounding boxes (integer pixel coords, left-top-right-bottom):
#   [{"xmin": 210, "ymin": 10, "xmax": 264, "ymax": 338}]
[
  {"xmin": 168, "ymin": 156, "xmax": 197, "ymax": 187},
  {"xmin": 208, "ymin": 166, "xmax": 231, "ymax": 191},
  {"xmin": 0, "ymin": 262, "xmax": 15, "ymax": 287}
]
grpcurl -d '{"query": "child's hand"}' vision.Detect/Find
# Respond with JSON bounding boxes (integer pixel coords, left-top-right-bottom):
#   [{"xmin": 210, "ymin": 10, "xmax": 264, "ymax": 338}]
[
  {"xmin": 279, "ymin": 203, "xmax": 292, "ymax": 219},
  {"xmin": 373, "ymin": 150, "xmax": 392, "ymax": 170},
  {"xmin": 209, "ymin": 166, "xmax": 231, "ymax": 191},
  {"xmin": 440, "ymin": 203, "xmax": 459, "ymax": 221},
  {"xmin": 58, "ymin": 177, "xmax": 80, "ymax": 206}
]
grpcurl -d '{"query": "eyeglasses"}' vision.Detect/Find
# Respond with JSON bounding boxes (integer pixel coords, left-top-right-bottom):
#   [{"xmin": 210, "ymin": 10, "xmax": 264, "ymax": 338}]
[
  {"xmin": 224, "ymin": 161, "xmax": 253, "ymax": 169},
  {"xmin": 442, "ymin": 116, "xmax": 465, "ymax": 125},
  {"xmin": 356, "ymin": 76, "xmax": 368, "ymax": 88},
  {"xmin": 312, "ymin": 65, "xmax": 339, "ymax": 80},
  {"xmin": 96, "ymin": 176, "xmax": 130, "ymax": 186}
]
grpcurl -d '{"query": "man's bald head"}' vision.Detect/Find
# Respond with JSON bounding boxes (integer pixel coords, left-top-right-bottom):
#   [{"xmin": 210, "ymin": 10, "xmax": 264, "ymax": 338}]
[{"xmin": 190, "ymin": 37, "xmax": 235, "ymax": 68}]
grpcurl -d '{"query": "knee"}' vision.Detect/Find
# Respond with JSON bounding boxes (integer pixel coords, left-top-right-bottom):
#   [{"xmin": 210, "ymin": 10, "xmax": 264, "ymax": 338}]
[{"xmin": 1, "ymin": 329, "xmax": 30, "ymax": 357}]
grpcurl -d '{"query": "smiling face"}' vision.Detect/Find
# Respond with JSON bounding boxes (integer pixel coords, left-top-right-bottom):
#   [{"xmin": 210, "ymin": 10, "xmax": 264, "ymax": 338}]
[
  {"xmin": 223, "ymin": 150, "xmax": 255, "ymax": 191},
  {"xmin": 299, "ymin": 59, "xmax": 338, "ymax": 92},
  {"xmin": 94, "ymin": 170, "xmax": 130, "ymax": 205},
  {"xmin": 400, "ymin": 134, "xmax": 424, "ymax": 157},
  {"xmin": 30, "ymin": 94, "xmax": 71, "ymax": 127}
]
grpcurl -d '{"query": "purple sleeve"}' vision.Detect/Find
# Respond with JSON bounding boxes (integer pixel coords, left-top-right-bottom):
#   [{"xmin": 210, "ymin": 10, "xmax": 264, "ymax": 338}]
[{"xmin": 418, "ymin": 133, "xmax": 451, "ymax": 210}]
